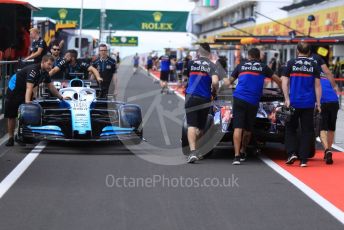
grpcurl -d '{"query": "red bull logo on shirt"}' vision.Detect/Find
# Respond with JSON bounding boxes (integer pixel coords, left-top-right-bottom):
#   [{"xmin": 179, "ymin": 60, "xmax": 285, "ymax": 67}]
[
  {"xmin": 292, "ymin": 66, "xmax": 314, "ymax": 72},
  {"xmin": 190, "ymin": 65, "xmax": 211, "ymax": 73}
]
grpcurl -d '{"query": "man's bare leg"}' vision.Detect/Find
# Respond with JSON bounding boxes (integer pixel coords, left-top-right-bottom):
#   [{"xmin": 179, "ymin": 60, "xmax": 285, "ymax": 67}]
[
  {"xmin": 327, "ymin": 131, "xmax": 335, "ymax": 149},
  {"xmin": 187, "ymin": 127, "xmax": 198, "ymax": 151},
  {"xmin": 233, "ymin": 128, "xmax": 243, "ymax": 157},
  {"xmin": 240, "ymin": 130, "xmax": 251, "ymax": 160},
  {"xmin": 320, "ymin": 130, "xmax": 329, "ymax": 150},
  {"xmin": 6, "ymin": 118, "xmax": 16, "ymax": 146}
]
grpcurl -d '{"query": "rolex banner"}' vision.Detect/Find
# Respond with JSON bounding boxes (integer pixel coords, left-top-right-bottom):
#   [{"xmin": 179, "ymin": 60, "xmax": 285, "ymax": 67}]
[
  {"xmin": 33, "ymin": 8, "xmax": 188, "ymax": 32},
  {"xmin": 107, "ymin": 36, "xmax": 139, "ymax": 46}
]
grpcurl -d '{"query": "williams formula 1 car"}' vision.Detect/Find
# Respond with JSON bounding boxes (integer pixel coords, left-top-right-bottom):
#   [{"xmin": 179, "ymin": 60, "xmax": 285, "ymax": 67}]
[{"xmin": 17, "ymin": 79, "xmax": 143, "ymax": 143}]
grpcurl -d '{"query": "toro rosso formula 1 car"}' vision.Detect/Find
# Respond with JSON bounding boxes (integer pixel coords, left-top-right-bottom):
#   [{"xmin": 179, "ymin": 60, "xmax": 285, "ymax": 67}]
[
  {"xmin": 17, "ymin": 79, "xmax": 143, "ymax": 143},
  {"xmin": 182, "ymin": 87, "xmax": 315, "ymax": 158}
]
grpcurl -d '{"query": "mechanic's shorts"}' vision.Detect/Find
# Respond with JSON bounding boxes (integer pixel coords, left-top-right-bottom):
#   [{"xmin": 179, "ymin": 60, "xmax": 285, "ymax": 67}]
[
  {"xmin": 321, "ymin": 102, "xmax": 339, "ymax": 131},
  {"xmin": 4, "ymin": 90, "xmax": 25, "ymax": 118},
  {"xmin": 232, "ymin": 97, "xmax": 258, "ymax": 131},
  {"xmin": 185, "ymin": 94, "xmax": 211, "ymax": 130},
  {"xmin": 160, "ymin": 71, "xmax": 169, "ymax": 82}
]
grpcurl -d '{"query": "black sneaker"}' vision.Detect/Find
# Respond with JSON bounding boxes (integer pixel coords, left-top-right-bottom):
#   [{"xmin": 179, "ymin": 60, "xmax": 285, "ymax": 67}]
[
  {"xmin": 325, "ymin": 150, "xmax": 333, "ymax": 165},
  {"xmin": 286, "ymin": 153, "xmax": 298, "ymax": 165},
  {"xmin": 300, "ymin": 159, "xmax": 308, "ymax": 167},
  {"xmin": 15, "ymin": 135, "xmax": 26, "ymax": 146},
  {"xmin": 239, "ymin": 152, "xmax": 247, "ymax": 162},
  {"xmin": 232, "ymin": 156, "xmax": 241, "ymax": 165},
  {"xmin": 187, "ymin": 151, "xmax": 199, "ymax": 164},
  {"xmin": 5, "ymin": 137, "xmax": 14, "ymax": 147},
  {"xmin": 323, "ymin": 149, "xmax": 329, "ymax": 160}
]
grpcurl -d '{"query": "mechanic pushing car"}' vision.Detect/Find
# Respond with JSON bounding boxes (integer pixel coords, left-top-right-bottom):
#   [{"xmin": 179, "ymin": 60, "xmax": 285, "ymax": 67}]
[
  {"xmin": 4, "ymin": 55, "xmax": 66, "ymax": 147},
  {"xmin": 309, "ymin": 51, "xmax": 339, "ymax": 165},
  {"xmin": 184, "ymin": 43, "xmax": 219, "ymax": 163},
  {"xmin": 319, "ymin": 70, "xmax": 339, "ymax": 165},
  {"xmin": 281, "ymin": 42, "xmax": 322, "ymax": 167},
  {"xmin": 92, "ymin": 44, "xmax": 118, "ymax": 98},
  {"xmin": 226, "ymin": 48, "xmax": 282, "ymax": 165},
  {"xmin": 49, "ymin": 49, "xmax": 103, "ymax": 83}
]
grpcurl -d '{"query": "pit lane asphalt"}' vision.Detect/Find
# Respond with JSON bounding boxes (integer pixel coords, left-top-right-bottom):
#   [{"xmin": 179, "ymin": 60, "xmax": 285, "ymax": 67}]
[{"xmin": 0, "ymin": 58, "xmax": 342, "ymax": 230}]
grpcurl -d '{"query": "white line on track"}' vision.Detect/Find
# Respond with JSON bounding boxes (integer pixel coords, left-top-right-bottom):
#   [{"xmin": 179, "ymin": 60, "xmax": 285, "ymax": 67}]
[
  {"xmin": 143, "ymin": 67, "xmax": 186, "ymax": 101},
  {"xmin": 0, "ymin": 127, "xmax": 18, "ymax": 147},
  {"xmin": 316, "ymin": 137, "xmax": 344, "ymax": 152},
  {"xmin": 144, "ymin": 70, "xmax": 344, "ymax": 224},
  {"xmin": 0, "ymin": 133, "xmax": 9, "ymax": 146},
  {"xmin": 0, "ymin": 142, "xmax": 46, "ymax": 199},
  {"xmin": 260, "ymin": 154, "xmax": 344, "ymax": 224}
]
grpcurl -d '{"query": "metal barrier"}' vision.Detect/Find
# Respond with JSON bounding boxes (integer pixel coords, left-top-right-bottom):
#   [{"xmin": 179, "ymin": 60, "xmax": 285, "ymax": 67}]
[{"xmin": 0, "ymin": 60, "xmax": 33, "ymax": 114}]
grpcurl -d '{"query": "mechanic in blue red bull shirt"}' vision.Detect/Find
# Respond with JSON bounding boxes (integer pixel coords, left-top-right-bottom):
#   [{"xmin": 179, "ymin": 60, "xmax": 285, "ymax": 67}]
[
  {"xmin": 176, "ymin": 58, "xmax": 184, "ymax": 85},
  {"xmin": 309, "ymin": 53, "xmax": 339, "ymax": 94},
  {"xmin": 184, "ymin": 43, "xmax": 219, "ymax": 163},
  {"xmin": 281, "ymin": 42, "xmax": 322, "ymax": 167},
  {"xmin": 227, "ymin": 48, "xmax": 281, "ymax": 165},
  {"xmin": 309, "ymin": 53, "xmax": 340, "ymax": 165},
  {"xmin": 146, "ymin": 54, "xmax": 153, "ymax": 76},
  {"xmin": 133, "ymin": 53, "xmax": 140, "ymax": 74},
  {"xmin": 159, "ymin": 54, "xmax": 171, "ymax": 94},
  {"xmin": 319, "ymin": 72, "xmax": 339, "ymax": 164}
]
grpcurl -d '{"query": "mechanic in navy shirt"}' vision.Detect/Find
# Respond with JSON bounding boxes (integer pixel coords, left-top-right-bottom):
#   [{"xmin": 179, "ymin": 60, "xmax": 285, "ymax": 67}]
[
  {"xmin": 4, "ymin": 55, "xmax": 65, "ymax": 146},
  {"xmin": 281, "ymin": 42, "xmax": 322, "ymax": 167},
  {"xmin": 319, "ymin": 72, "xmax": 339, "ymax": 164},
  {"xmin": 24, "ymin": 28, "xmax": 48, "ymax": 64},
  {"xmin": 92, "ymin": 44, "xmax": 117, "ymax": 98},
  {"xmin": 49, "ymin": 49, "xmax": 102, "ymax": 83},
  {"xmin": 309, "ymin": 53, "xmax": 338, "ymax": 93},
  {"xmin": 227, "ymin": 48, "xmax": 281, "ymax": 165},
  {"xmin": 159, "ymin": 54, "xmax": 171, "ymax": 94},
  {"xmin": 184, "ymin": 43, "xmax": 219, "ymax": 163},
  {"xmin": 49, "ymin": 41, "xmax": 64, "ymax": 80}
]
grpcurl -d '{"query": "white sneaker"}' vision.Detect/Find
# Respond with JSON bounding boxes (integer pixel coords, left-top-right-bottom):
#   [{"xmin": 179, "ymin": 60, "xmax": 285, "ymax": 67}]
[{"xmin": 187, "ymin": 153, "xmax": 199, "ymax": 164}]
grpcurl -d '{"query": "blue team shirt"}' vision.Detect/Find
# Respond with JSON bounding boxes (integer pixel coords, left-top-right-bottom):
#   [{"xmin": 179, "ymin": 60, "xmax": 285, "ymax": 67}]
[
  {"xmin": 160, "ymin": 56, "xmax": 170, "ymax": 72},
  {"xmin": 147, "ymin": 57, "xmax": 153, "ymax": 65},
  {"xmin": 186, "ymin": 57, "xmax": 218, "ymax": 99},
  {"xmin": 320, "ymin": 75, "xmax": 338, "ymax": 103},
  {"xmin": 282, "ymin": 57, "xmax": 320, "ymax": 108},
  {"xmin": 309, "ymin": 54, "xmax": 338, "ymax": 103},
  {"xmin": 176, "ymin": 60, "xmax": 183, "ymax": 71},
  {"xmin": 133, "ymin": 56, "xmax": 139, "ymax": 65},
  {"xmin": 231, "ymin": 60, "xmax": 273, "ymax": 105}
]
